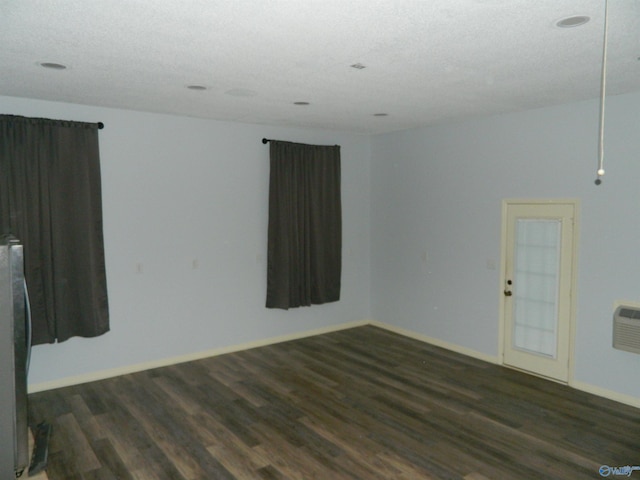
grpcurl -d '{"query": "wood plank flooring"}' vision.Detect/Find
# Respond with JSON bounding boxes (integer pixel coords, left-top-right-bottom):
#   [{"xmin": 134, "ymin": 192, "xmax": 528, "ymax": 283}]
[{"xmin": 29, "ymin": 326, "xmax": 640, "ymax": 479}]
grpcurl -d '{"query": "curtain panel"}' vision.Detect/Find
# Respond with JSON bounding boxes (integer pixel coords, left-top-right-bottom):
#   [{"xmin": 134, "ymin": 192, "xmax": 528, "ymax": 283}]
[
  {"xmin": 266, "ymin": 140, "xmax": 342, "ymax": 309},
  {"xmin": 0, "ymin": 115, "xmax": 109, "ymax": 344}
]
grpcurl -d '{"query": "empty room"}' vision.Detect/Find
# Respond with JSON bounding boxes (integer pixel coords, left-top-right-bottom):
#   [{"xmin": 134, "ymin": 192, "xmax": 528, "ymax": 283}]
[{"xmin": 1, "ymin": 1, "xmax": 639, "ymax": 479}]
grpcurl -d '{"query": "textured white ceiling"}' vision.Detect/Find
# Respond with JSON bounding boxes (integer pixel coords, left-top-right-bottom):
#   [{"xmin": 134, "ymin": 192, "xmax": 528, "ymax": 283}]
[{"xmin": 1, "ymin": 0, "xmax": 639, "ymax": 134}]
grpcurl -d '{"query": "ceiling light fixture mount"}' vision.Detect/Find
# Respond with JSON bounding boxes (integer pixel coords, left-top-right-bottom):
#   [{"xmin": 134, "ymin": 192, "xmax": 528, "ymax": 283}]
[
  {"xmin": 555, "ymin": 15, "xmax": 590, "ymax": 28},
  {"xmin": 293, "ymin": 101, "xmax": 310, "ymax": 106},
  {"xmin": 39, "ymin": 62, "xmax": 67, "ymax": 70},
  {"xmin": 350, "ymin": 63, "xmax": 367, "ymax": 70},
  {"xmin": 187, "ymin": 85, "xmax": 207, "ymax": 91}
]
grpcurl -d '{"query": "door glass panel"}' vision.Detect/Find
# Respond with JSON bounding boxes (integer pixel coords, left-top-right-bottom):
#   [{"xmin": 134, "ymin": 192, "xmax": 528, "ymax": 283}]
[{"xmin": 512, "ymin": 219, "xmax": 561, "ymax": 358}]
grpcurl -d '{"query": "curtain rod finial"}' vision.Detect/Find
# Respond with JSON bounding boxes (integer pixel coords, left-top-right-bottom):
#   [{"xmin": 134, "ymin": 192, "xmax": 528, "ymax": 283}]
[
  {"xmin": 262, "ymin": 138, "xmax": 269, "ymax": 144},
  {"xmin": 97, "ymin": 122, "xmax": 104, "ymax": 129}
]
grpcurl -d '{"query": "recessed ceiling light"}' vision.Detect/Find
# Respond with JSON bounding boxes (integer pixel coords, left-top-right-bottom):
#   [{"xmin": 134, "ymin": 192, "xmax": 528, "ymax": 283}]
[
  {"xmin": 39, "ymin": 62, "xmax": 67, "ymax": 70},
  {"xmin": 186, "ymin": 85, "xmax": 207, "ymax": 91},
  {"xmin": 293, "ymin": 101, "xmax": 310, "ymax": 106},
  {"xmin": 351, "ymin": 63, "xmax": 367, "ymax": 70},
  {"xmin": 556, "ymin": 15, "xmax": 590, "ymax": 28},
  {"xmin": 373, "ymin": 113, "xmax": 388, "ymax": 117}
]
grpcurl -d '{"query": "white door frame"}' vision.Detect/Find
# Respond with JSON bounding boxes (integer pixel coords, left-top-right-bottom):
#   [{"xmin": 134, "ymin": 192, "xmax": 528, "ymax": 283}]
[{"xmin": 498, "ymin": 198, "xmax": 580, "ymax": 383}]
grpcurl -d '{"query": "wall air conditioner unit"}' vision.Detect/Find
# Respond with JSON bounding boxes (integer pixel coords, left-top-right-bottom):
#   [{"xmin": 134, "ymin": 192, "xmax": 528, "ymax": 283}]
[{"xmin": 613, "ymin": 303, "xmax": 640, "ymax": 354}]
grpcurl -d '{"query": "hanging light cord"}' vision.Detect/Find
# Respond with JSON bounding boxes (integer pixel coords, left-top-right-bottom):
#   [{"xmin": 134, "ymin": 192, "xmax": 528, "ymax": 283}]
[{"xmin": 596, "ymin": 0, "xmax": 609, "ymax": 185}]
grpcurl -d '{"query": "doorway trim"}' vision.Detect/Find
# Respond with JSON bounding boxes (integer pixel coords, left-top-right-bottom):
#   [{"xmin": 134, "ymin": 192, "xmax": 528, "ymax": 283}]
[{"xmin": 498, "ymin": 198, "xmax": 580, "ymax": 384}]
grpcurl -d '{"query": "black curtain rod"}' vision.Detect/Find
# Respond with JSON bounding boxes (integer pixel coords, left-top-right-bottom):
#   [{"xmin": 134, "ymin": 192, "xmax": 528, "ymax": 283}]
[{"xmin": 262, "ymin": 137, "xmax": 339, "ymax": 147}]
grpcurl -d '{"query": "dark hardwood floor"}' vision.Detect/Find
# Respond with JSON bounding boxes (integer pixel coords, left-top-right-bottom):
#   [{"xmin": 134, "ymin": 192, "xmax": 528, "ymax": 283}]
[{"xmin": 29, "ymin": 326, "xmax": 640, "ymax": 479}]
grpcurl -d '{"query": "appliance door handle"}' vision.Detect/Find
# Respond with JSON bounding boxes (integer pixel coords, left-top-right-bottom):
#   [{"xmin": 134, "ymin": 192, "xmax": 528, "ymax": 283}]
[{"xmin": 24, "ymin": 279, "xmax": 32, "ymax": 374}]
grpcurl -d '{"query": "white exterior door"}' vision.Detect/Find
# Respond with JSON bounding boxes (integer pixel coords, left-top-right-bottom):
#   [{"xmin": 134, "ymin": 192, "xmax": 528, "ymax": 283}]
[{"xmin": 501, "ymin": 200, "xmax": 577, "ymax": 383}]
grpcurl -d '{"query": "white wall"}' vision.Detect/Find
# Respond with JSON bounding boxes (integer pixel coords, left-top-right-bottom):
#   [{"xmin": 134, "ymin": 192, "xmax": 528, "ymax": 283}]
[
  {"xmin": 4, "ymin": 90, "xmax": 639, "ymax": 404},
  {"xmin": 371, "ymin": 91, "xmax": 640, "ymax": 401},
  {"xmin": 0, "ymin": 96, "xmax": 371, "ymax": 387}
]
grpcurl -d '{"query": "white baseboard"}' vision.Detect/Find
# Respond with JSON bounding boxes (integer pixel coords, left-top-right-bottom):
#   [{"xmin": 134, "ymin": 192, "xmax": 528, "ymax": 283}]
[
  {"xmin": 570, "ymin": 380, "xmax": 640, "ymax": 409},
  {"xmin": 370, "ymin": 320, "xmax": 500, "ymax": 365},
  {"xmin": 29, "ymin": 319, "xmax": 640, "ymax": 409},
  {"xmin": 371, "ymin": 322, "xmax": 640, "ymax": 409},
  {"xmin": 28, "ymin": 319, "xmax": 369, "ymax": 393}
]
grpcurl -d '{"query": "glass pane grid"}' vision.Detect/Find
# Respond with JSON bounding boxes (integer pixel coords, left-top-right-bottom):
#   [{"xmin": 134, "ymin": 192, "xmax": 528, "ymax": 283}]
[{"xmin": 512, "ymin": 219, "xmax": 561, "ymax": 358}]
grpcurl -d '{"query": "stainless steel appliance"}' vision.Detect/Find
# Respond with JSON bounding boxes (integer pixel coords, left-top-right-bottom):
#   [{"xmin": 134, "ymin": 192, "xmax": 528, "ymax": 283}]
[{"xmin": 0, "ymin": 235, "xmax": 30, "ymax": 478}]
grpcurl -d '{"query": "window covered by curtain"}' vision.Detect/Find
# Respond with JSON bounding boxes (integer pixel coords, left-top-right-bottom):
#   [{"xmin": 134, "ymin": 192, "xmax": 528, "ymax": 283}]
[
  {"xmin": 266, "ymin": 140, "xmax": 342, "ymax": 309},
  {"xmin": 0, "ymin": 115, "xmax": 109, "ymax": 344}
]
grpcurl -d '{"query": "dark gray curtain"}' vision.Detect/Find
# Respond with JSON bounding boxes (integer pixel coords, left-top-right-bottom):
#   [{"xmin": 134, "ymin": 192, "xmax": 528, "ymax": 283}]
[
  {"xmin": 0, "ymin": 115, "xmax": 109, "ymax": 344},
  {"xmin": 266, "ymin": 140, "xmax": 341, "ymax": 309}
]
